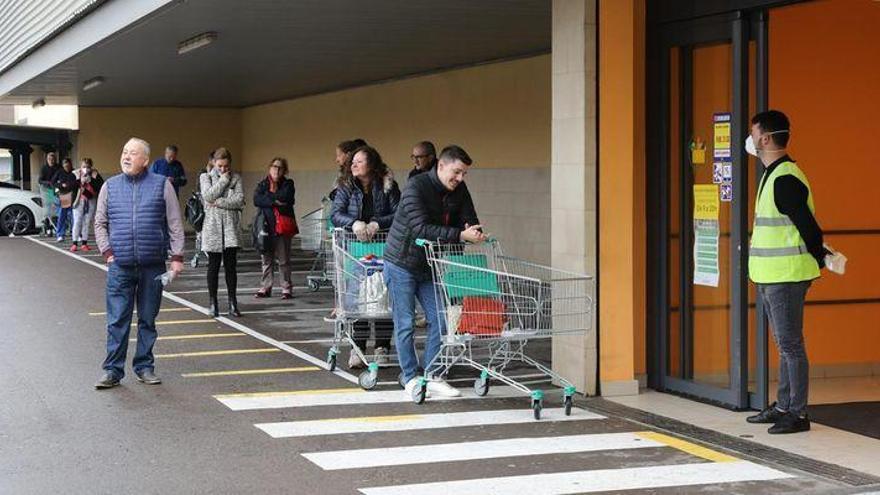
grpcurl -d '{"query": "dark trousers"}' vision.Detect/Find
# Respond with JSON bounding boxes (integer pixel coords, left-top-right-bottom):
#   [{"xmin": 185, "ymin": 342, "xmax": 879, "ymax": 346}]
[
  {"xmin": 207, "ymin": 248, "xmax": 238, "ymax": 297},
  {"xmin": 758, "ymin": 280, "xmax": 812, "ymax": 415}
]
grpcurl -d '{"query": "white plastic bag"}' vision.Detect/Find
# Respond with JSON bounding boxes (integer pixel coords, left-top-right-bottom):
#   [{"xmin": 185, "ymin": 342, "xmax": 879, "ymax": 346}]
[
  {"xmin": 446, "ymin": 305, "xmax": 462, "ymax": 334},
  {"xmin": 359, "ymin": 271, "xmax": 390, "ymax": 316}
]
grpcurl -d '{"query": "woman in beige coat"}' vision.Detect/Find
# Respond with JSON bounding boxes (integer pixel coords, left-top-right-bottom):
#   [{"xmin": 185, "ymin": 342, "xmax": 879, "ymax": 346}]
[{"xmin": 200, "ymin": 147, "xmax": 244, "ymax": 317}]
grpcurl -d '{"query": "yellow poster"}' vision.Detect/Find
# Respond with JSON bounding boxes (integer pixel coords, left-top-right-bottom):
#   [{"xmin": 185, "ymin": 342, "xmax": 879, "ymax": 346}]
[{"xmin": 693, "ymin": 185, "xmax": 720, "ymax": 220}]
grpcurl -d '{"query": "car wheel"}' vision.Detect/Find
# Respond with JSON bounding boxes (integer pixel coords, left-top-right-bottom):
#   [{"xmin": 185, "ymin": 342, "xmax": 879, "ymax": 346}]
[{"xmin": 0, "ymin": 205, "xmax": 34, "ymax": 235}]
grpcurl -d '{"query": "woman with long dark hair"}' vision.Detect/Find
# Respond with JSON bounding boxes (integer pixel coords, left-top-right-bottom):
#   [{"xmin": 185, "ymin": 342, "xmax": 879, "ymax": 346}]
[{"xmin": 331, "ymin": 145, "xmax": 400, "ymax": 368}]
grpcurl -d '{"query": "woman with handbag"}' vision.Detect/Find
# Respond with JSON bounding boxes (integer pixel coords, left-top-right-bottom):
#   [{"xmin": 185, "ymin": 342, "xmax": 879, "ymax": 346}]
[
  {"xmin": 52, "ymin": 158, "xmax": 78, "ymax": 243},
  {"xmin": 253, "ymin": 157, "xmax": 297, "ymax": 299},
  {"xmin": 70, "ymin": 158, "xmax": 104, "ymax": 252},
  {"xmin": 200, "ymin": 147, "xmax": 245, "ymax": 317},
  {"xmin": 331, "ymin": 145, "xmax": 401, "ymax": 369}
]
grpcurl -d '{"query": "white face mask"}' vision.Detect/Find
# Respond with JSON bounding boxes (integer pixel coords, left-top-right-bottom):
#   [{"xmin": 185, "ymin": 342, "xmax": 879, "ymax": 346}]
[{"xmin": 745, "ymin": 130, "xmax": 789, "ymax": 157}]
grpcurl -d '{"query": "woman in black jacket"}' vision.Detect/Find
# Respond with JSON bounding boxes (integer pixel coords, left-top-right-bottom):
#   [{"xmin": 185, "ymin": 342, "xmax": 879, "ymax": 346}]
[
  {"xmin": 331, "ymin": 145, "xmax": 401, "ymax": 369},
  {"xmin": 52, "ymin": 158, "xmax": 78, "ymax": 243},
  {"xmin": 253, "ymin": 157, "xmax": 297, "ymax": 299}
]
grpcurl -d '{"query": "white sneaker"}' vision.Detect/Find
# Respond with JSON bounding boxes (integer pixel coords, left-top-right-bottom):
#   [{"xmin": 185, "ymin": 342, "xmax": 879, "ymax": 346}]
[
  {"xmin": 426, "ymin": 377, "xmax": 461, "ymax": 397},
  {"xmin": 374, "ymin": 347, "xmax": 389, "ymax": 365},
  {"xmin": 347, "ymin": 350, "xmax": 365, "ymax": 369},
  {"xmin": 404, "ymin": 377, "xmax": 430, "ymax": 399}
]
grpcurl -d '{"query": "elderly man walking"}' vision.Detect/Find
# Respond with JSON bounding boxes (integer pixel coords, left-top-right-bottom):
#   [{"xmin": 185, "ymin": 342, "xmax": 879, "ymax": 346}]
[{"xmin": 93, "ymin": 138, "xmax": 185, "ymax": 389}]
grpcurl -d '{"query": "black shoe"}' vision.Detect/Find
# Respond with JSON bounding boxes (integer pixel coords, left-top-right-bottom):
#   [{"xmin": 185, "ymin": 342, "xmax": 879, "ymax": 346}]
[
  {"xmin": 95, "ymin": 372, "xmax": 120, "ymax": 389},
  {"xmin": 135, "ymin": 369, "xmax": 162, "ymax": 385},
  {"xmin": 746, "ymin": 402, "xmax": 787, "ymax": 424},
  {"xmin": 768, "ymin": 412, "xmax": 811, "ymax": 434},
  {"xmin": 228, "ymin": 296, "xmax": 241, "ymax": 317}
]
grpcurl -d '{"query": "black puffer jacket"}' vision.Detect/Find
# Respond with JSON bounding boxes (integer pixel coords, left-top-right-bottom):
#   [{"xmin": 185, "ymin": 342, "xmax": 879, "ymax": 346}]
[
  {"xmin": 331, "ymin": 174, "xmax": 400, "ymax": 229},
  {"xmin": 384, "ymin": 167, "xmax": 479, "ymax": 276},
  {"xmin": 253, "ymin": 176, "xmax": 296, "ymax": 240}
]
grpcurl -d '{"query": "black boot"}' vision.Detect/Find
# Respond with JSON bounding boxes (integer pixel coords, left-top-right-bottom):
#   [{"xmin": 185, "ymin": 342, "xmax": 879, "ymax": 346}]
[{"xmin": 228, "ymin": 294, "xmax": 241, "ymax": 317}]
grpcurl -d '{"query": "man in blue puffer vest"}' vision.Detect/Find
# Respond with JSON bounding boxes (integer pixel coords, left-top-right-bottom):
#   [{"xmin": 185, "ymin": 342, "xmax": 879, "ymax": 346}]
[{"xmin": 93, "ymin": 137, "xmax": 185, "ymax": 389}]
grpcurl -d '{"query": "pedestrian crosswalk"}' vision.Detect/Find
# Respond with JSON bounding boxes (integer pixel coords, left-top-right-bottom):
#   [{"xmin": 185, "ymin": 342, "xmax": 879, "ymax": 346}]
[
  {"xmin": 356, "ymin": 461, "xmax": 794, "ymax": 495},
  {"xmin": 257, "ymin": 407, "xmax": 602, "ymax": 438}
]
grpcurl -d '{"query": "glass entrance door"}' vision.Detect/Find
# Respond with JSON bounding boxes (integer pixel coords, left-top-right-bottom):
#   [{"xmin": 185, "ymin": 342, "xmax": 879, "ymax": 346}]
[{"xmin": 650, "ymin": 13, "xmax": 757, "ymax": 409}]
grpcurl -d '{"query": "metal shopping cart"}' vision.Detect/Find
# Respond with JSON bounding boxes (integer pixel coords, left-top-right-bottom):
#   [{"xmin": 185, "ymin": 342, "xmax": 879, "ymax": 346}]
[
  {"xmin": 301, "ymin": 199, "xmax": 335, "ymax": 291},
  {"xmin": 326, "ymin": 229, "xmax": 396, "ymax": 390},
  {"xmin": 412, "ymin": 238, "xmax": 594, "ymax": 419}
]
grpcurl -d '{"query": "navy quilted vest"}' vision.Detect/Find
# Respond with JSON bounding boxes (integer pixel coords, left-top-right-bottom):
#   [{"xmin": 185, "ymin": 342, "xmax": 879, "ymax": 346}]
[{"xmin": 106, "ymin": 170, "xmax": 168, "ymax": 266}]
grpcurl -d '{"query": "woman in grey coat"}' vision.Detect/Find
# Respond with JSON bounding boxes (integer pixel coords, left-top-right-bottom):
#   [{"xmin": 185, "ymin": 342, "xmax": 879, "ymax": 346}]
[{"xmin": 200, "ymin": 147, "xmax": 245, "ymax": 317}]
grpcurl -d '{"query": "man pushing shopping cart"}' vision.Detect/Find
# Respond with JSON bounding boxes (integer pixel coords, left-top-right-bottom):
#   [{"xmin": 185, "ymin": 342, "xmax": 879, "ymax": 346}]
[{"xmin": 383, "ymin": 145, "xmax": 486, "ymax": 399}]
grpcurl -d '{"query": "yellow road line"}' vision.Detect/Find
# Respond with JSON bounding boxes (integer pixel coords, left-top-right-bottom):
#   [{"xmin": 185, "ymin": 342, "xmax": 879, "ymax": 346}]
[
  {"xmin": 213, "ymin": 387, "xmax": 361, "ymax": 400},
  {"xmin": 131, "ymin": 319, "xmax": 216, "ymax": 327},
  {"xmin": 182, "ymin": 366, "xmax": 320, "ymax": 378},
  {"xmin": 636, "ymin": 431, "xmax": 738, "ymax": 463},
  {"xmin": 90, "ymin": 308, "xmax": 192, "ymax": 316},
  {"xmin": 156, "ymin": 348, "xmax": 281, "ymax": 359},
  {"xmin": 129, "ymin": 333, "xmax": 245, "ymax": 342}
]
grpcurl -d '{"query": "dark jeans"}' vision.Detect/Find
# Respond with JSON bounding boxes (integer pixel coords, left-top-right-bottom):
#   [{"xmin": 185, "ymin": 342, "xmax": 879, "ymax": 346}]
[
  {"xmin": 353, "ymin": 320, "xmax": 393, "ymax": 352},
  {"xmin": 758, "ymin": 280, "xmax": 812, "ymax": 415},
  {"xmin": 102, "ymin": 262, "xmax": 165, "ymax": 379},
  {"xmin": 207, "ymin": 248, "xmax": 238, "ymax": 296},
  {"xmin": 56, "ymin": 206, "xmax": 72, "ymax": 238}
]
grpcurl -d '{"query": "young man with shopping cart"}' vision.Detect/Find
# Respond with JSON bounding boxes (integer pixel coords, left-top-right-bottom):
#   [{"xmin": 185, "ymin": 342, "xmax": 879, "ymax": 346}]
[{"xmin": 384, "ymin": 145, "xmax": 487, "ymax": 398}]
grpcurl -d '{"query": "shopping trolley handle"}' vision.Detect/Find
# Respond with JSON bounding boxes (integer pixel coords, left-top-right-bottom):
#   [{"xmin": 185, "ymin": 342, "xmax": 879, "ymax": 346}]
[{"xmin": 415, "ymin": 237, "xmax": 496, "ymax": 247}]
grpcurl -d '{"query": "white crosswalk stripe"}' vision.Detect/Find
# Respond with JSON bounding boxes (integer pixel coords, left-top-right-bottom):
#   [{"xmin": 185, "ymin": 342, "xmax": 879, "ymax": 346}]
[
  {"xmin": 256, "ymin": 407, "xmax": 602, "ymax": 438},
  {"xmin": 357, "ymin": 460, "xmax": 794, "ymax": 495},
  {"xmin": 215, "ymin": 385, "xmax": 526, "ymax": 411},
  {"xmin": 303, "ymin": 432, "xmax": 662, "ymax": 470}
]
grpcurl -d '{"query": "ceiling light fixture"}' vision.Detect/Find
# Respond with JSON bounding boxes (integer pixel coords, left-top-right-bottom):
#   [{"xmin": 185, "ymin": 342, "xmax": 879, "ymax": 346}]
[
  {"xmin": 177, "ymin": 31, "xmax": 217, "ymax": 55},
  {"xmin": 82, "ymin": 76, "xmax": 104, "ymax": 91}
]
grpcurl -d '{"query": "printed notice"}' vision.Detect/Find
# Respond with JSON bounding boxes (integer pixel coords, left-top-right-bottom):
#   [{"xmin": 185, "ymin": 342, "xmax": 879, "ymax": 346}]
[
  {"xmin": 693, "ymin": 184, "xmax": 720, "ymax": 287},
  {"xmin": 713, "ymin": 113, "xmax": 732, "ymax": 160}
]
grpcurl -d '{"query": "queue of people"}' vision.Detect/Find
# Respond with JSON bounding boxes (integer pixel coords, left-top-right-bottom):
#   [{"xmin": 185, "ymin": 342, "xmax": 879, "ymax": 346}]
[{"xmin": 89, "ymin": 135, "xmax": 484, "ymax": 401}]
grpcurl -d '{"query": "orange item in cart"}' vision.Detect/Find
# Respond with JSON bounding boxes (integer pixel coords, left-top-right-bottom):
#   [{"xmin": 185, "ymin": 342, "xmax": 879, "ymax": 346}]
[{"xmin": 458, "ymin": 297, "xmax": 505, "ymax": 336}]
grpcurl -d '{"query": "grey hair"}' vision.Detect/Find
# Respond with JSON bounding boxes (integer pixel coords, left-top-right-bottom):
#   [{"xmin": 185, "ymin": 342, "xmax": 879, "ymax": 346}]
[{"xmin": 127, "ymin": 137, "xmax": 151, "ymax": 158}]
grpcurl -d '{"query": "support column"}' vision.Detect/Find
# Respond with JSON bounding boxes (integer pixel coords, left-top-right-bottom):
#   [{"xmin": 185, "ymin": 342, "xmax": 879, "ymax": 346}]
[
  {"xmin": 597, "ymin": 0, "xmax": 645, "ymax": 397},
  {"xmin": 551, "ymin": 0, "xmax": 598, "ymax": 395}
]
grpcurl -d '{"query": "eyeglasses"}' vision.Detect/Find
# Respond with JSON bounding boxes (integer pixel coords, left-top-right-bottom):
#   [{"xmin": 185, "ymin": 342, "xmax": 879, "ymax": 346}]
[{"xmin": 411, "ymin": 154, "xmax": 429, "ymax": 160}]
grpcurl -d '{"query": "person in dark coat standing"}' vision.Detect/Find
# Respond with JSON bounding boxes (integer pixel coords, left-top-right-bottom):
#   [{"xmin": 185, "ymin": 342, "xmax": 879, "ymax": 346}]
[
  {"xmin": 150, "ymin": 145, "xmax": 187, "ymax": 197},
  {"xmin": 253, "ymin": 157, "xmax": 297, "ymax": 299},
  {"xmin": 384, "ymin": 145, "xmax": 485, "ymax": 398},
  {"xmin": 408, "ymin": 141, "xmax": 438, "ymax": 179},
  {"xmin": 331, "ymin": 145, "xmax": 401, "ymax": 369},
  {"xmin": 52, "ymin": 158, "xmax": 78, "ymax": 243},
  {"xmin": 37, "ymin": 151, "xmax": 60, "ymax": 234}
]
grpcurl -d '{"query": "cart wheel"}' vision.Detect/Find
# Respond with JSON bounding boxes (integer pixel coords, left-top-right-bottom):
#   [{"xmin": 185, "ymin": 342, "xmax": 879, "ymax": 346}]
[
  {"xmin": 564, "ymin": 395, "xmax": 573, "ymax": 416},
  {"xmin": 358, "ymin": 370, "xmax": 378, "ymax": 390},
  {"xmin": 327, "ymin": 351, "xmax": 337, "ymax": 372},
  {"xmin": 473, "ymin": 377, "xmax": 490, "ymax": 397},
  {"xmin": 308, "ymin": 279, "xmax": 320, "ymax": 292},
  {"xmin": 412, "ymin": 380, "xmax": 427, "ymax": 404},
  {"xmin": 532, "ymin": 399, "xmax": 543, "ymax": 420},
  {"xmin": 397, "ymin": 371, "xmax": 407, "ymax": 389}
]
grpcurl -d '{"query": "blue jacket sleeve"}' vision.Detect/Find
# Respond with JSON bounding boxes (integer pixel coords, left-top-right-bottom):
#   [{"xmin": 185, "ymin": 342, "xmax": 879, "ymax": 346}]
[{"xmin": 331, "ymin": 186, "xmax": 357, "ymax": 228}]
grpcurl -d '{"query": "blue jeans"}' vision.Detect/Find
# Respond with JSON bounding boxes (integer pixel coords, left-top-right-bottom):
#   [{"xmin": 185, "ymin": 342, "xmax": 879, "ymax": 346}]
[
  {"xmin": 102, "ymin": 262, "xmax": 165, "ymax": 379},
  {"xmin": 56, "ymin": 206, "xmax": 72, "ymax": 238},
  {"xmin": 384, "ymin": 261, "xmax": 446, "ymax": 383}
]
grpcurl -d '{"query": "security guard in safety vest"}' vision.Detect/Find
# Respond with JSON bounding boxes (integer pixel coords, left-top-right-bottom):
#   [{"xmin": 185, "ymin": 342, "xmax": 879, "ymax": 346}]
[{"xmin": 745, "ymin": 110, "xmax": 828, "ymax": 434}]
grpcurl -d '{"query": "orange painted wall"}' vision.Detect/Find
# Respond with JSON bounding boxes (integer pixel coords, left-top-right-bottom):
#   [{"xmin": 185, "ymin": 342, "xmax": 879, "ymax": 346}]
[
  {"xmin": 599, "ymin": 0, "xmax": 646, "ymax": 385},
  {"xmin": 768, "ymin": 0, "xmax": 880, "ymax": 368}
]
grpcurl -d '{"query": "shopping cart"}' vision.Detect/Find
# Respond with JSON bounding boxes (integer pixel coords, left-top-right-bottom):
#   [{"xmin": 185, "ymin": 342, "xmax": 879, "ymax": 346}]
[
  {"xmin": 326, "ymin": 228, "xmax": 396, "ymax": 390},
  {"xmin": 301, "ymin": 200, "xmax": 335, "ymax": 291},
  {"xmin": 412, "ymin": 238, "xmax": 594, "ymax": 419}
]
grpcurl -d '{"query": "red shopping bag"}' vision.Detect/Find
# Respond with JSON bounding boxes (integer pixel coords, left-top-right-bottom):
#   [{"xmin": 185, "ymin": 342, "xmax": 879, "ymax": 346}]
[
  {"xmin": 458, "ymin": 297, "xmax": 505, "ymax": 336},
  {"xmin": 274, "ymin": 208, "xmax": 299, "ymax": 236}
]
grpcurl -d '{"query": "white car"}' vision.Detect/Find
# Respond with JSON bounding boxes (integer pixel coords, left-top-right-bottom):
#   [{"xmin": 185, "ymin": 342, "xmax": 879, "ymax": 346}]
[{"xmin": 0, "ymin": 183, "xmax": 45, "ymax": 235}]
